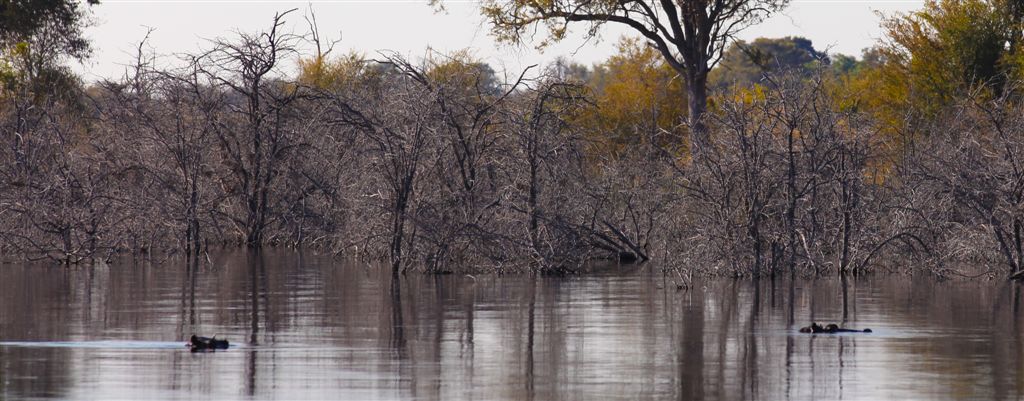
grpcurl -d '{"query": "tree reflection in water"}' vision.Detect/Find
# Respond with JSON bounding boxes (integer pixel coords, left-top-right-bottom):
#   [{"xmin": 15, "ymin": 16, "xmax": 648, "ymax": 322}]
[{"xmin": 0, "ymin": 252, "xmax": 1021, "ymax": 400}]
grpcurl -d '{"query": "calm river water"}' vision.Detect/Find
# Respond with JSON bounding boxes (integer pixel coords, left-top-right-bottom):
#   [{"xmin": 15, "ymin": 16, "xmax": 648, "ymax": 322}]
[{"xmin": 0, "ymin": 251, "xmax": 1021, "ymax": 400}]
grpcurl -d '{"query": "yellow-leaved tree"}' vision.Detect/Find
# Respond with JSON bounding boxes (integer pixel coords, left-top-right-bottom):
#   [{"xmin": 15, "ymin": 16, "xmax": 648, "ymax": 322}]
[
  {"xmin": 297, "ymin": 51, "xmax": 371, "ymax": 92},
  {"xmin": 422, "ymin": 49, "xmax": 501, "ymax": 97},
  {"xmin": 447, "ymin": 0, "xmax": 790, "ymax": 154},
  {"xmin": 579, "ymin": 38, "xmax": 687, "ymax": 159},
  {"xmin": 840, "ymin": 0, "xmax": 1024, "ymax": 141}
]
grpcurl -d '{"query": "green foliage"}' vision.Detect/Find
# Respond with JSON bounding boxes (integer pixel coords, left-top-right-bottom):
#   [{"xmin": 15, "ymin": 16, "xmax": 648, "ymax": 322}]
[
  {"xmin": 882, "ymin": 0, "xmax": 1011, "ymax": 103},
  {"xmin": 549, "ymin": 57, "xmax": 592, "ymax": 83},
  {"xmin": 830, "ymin": 54, "xmax": 859, "ymax": 75},
  {"xmin": 834, "ymin": 0, "xmax": 1019, "ymax": 125},
  {"xmin": 0, "ymin": 42, "xmax": 24, "ymax": 91},
  {"xmin": 808, "ymin": 0, "xmax": 1024, "ymax": 152},
  {"xmin": 0, "ymin": 0, "xmax": 98, "ymax": 61},
  {"xmin": 710, "ymin": 36, "xmax": 828, "ymax": 89},
  {"xmin": 0, "ymin": 0, "xmax": 97, "ymax": 101}
]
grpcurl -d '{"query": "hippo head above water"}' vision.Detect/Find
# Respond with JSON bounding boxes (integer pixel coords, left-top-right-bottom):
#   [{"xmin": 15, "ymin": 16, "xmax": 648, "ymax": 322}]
[
  {"xmin": 188, "ymin": 334, "xmax": 230, "ymax": 351},
  {"xmin": 799, "ymin": 322, "xmax": 872, "ymax": 334}
]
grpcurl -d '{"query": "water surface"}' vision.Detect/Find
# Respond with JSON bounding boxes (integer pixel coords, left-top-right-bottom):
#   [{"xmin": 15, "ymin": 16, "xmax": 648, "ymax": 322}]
[{"xmin": 0, "ymin": 251, "xmax": 1021, "ymax": 400}]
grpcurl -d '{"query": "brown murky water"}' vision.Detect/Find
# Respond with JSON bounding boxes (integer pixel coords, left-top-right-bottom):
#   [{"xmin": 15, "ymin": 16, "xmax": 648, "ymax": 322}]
[{"xmin": 0, "ymin": 251, "xmax": 1022, "ymax": 400}]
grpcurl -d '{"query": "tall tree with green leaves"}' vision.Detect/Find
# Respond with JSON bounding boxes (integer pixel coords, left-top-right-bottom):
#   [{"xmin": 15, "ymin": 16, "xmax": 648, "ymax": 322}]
[
  {"xmin": 882, "ymin": 0, "xmax": 1011, "ymax": 101},
  {"xmin": 0, "ymin": 0, "xmax": 99, "ymax": 93},
  {"xmin": 835, "ymin": 0, "xmax": 1023, "ymax": 143},
  {"xmin": 0, "ymin": 0, "xmax": 98, "ymax": 57},
  {"xmin": 454, "ymin": 0, "xmax": 789, "ymax": 153}
]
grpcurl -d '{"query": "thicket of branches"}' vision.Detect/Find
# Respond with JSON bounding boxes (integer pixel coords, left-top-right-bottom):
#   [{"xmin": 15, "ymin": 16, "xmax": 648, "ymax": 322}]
[{"xmin": 2, "ymin": 12, "xmax": 1023, "ymax": 280}]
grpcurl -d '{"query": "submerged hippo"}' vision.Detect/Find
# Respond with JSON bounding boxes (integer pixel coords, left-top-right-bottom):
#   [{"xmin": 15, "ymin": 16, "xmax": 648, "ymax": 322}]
[
  {"xmin": 799, "ymin": 322, "xmax": 872, "ymax": 334},
  {"xmin": 188, "ymin": 335, "xmax": 229, "ymax": 351}
]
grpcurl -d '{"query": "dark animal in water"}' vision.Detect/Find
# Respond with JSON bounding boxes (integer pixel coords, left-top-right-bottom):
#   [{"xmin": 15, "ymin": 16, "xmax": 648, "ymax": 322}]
[
  {"xmin": 188, "ymin": 335, "xmax": 229, "ymax": 351},
  {"xmin": 799, "ymin": 322, "xmax": 872, "ymax": 334}
]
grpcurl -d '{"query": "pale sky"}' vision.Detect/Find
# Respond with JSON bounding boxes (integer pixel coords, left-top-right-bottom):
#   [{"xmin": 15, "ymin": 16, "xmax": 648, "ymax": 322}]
[{"xmin": 74, "ymin": 0, "xmax": 924, "ymax": 82}]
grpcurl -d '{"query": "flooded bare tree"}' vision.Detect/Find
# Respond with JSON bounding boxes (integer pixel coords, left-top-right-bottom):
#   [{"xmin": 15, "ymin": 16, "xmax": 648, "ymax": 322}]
[
  {"xmin": 326, "ymin": 54, "xmax": 439, "ymax": 276},
  {"xmin": 3, "ymin": 7, "xmax": 1024, "ymax": 280},
  {"xmin": 98, "ymin": 42, "xmax": 222, "ymax": 260},
  {"xmin": 199, "ymin": 10, "xmax": 307, "ymax": 248}
]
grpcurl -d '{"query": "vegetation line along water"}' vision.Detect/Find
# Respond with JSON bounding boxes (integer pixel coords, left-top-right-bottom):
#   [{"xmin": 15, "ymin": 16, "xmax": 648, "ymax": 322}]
[{"xmin": 1, "ymin": 1, "xmax": 1022, "ymax": 281}]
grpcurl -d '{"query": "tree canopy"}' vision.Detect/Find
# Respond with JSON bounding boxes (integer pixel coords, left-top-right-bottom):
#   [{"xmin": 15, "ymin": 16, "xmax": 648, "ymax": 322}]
[
  {"xmin": 830, "ymin": 0, "xmax": 1024, "ymax": 142},
  {"xmin": 710, "ymin": 36, "xmax": 828, "ymax": 89},
  {"xmin": 459, "ymin": 0, "xmax": 789, "ymax": 151},
  {"xmin": 0, "ymin": 0, "xmax": 99, "ymax": 61},
  {"xmin": 579, "ymin": 38, "xmax": 687, "ymax": 158},
  {"xmin": 0, "ymin": 0, "xmax": 99, "ymax": 97}
]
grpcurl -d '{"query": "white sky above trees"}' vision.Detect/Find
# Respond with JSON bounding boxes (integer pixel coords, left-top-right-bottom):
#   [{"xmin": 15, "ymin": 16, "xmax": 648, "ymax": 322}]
[{"xmin": 74, "ymin": 0, "xmax": 923, "ymax": 82}]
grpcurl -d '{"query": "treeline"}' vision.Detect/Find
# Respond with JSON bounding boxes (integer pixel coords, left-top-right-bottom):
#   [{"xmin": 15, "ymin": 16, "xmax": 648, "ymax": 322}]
[{"xmin": 3, "ymin": 2, "xmax": 1024, "ymax": 279}]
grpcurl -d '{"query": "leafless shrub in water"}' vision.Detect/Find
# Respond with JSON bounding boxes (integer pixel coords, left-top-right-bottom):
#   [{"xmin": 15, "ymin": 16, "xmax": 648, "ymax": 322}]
[{"xmin": 5, "ymin": 11, "xmax": 1024, "ymax": 278}]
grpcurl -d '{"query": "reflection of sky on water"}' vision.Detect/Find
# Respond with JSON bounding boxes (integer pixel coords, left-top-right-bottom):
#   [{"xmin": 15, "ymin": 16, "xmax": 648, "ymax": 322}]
[
  {"xmin": 0, "ymin": 251, "xmax": 1020, "ymax": 400},
  {"xmin": 0, "ymin": 340, "xmax": 185, "ymax": 348}
]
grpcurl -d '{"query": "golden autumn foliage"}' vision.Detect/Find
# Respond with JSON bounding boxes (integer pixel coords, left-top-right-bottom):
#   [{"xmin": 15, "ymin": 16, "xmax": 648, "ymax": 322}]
[
  {"xmin": 0, "ymin": 42, "xmax": 28, "ymax": 92},
  {"xmin": 297, "ymin": 51, "xmax": 370, "ymax": 91},
  {"xmin": 578, "ymin": 38, "xmax": 687, "ymax": 158},
  {"xmin": 0, "ymin": 40, "xmax": 81, "ymax": 106},
  {"xmin": 422, "ymin": 49, "xmax": 501, "ymax": 96},
  {"xmin": 835, "ymin": 0, "xmax": 1024, "ymax": 141}
]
